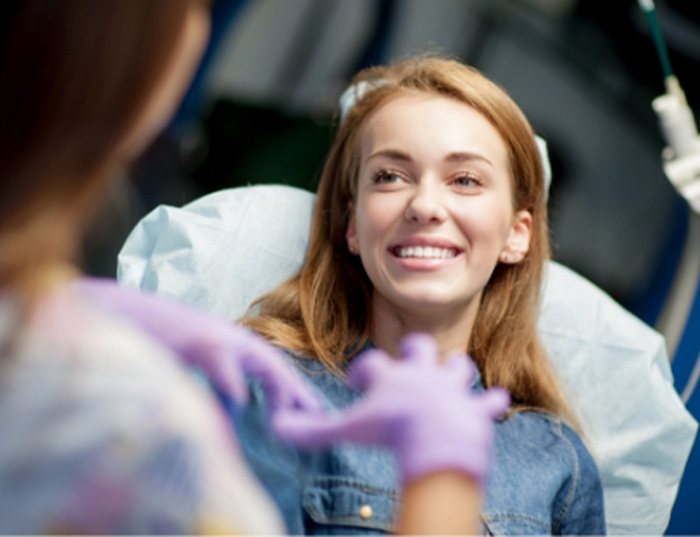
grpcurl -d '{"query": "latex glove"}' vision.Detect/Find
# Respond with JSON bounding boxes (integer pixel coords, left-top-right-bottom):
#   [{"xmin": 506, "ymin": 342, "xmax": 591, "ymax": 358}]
[
  {"xmin": 274, "ymin": 333, "xmax": 509, "ymax": 484},
  {"xmin": 76, "ymin": 277, "xmax": 323, "ymax": 414}
]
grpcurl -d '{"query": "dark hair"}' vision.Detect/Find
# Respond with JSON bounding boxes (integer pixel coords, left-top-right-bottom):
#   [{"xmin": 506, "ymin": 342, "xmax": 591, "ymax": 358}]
[{"xmin": 0, "ymin": 0, "xmax": 206, "ymax": 295}]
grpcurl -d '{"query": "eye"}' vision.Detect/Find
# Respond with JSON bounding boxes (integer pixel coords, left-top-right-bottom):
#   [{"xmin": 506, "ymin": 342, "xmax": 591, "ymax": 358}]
[
  {"xmin": 451, "ymin": 174, "xmax": 482, "ymax": 189},
  {"xmin": 373, "ymin": 169, "xmax": 405, "ymax": 185}
]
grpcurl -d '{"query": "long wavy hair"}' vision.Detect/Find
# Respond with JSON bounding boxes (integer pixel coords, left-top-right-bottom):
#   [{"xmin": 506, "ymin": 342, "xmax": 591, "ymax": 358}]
[{"xmin": 243, "ymin": 56, "xmax": 575, "ymax": 424}]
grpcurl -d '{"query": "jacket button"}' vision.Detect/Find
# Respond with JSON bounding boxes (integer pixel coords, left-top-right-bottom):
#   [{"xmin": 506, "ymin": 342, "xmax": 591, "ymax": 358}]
[{"xmin": 359, "ymin": 504, "xmax": 373, "ymax": 520}]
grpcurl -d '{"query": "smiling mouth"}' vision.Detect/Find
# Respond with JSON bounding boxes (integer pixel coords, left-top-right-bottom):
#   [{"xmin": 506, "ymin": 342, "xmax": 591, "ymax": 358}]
[{"xmin": 392, "ymin": 246, "xmax": 459, "ymax": 259}]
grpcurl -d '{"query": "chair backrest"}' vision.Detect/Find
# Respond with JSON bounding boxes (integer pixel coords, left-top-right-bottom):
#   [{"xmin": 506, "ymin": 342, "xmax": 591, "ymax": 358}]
[{"xmin": 118, "ymin": 183, "xmax": 697, "ymax": 535}]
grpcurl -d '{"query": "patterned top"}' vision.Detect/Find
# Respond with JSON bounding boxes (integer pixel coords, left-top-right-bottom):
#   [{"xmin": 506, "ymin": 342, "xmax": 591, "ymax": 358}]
[{"xmin": 0, "ymin": 286, "xmax": 284, "ymax": 534}]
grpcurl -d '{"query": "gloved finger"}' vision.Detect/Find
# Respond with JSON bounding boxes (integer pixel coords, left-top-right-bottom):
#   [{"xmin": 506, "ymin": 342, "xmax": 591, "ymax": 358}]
[
  {"xmin": 346, "ymin": 349, "xmax": 393, "ymax": 391},
  {"xmin": 285, "ymin": 385, "xmax": 326, "ymax": 414},
  {"xmin": 271, "ymin": 411, "xmax": 342, "ymax": 449},
  {"xmin": 399, "ymin": 333, "xmax": 439, "ymax": 366},
  {"xmin": 478, "ymin": 387, "xmax": 511, "ymax": 418},
  {"xmin": 245, "ymin": 354, "xmax": 324, "ymax": 413},
  {"xmin": 264, "ymin": 379, "xmax": 325, "ymax": 414},
  {"xmin": 205, "ymin": 351, "xmax": 250, "ymax": 405},
  {"xmin": 272, "ymin": 403, "xmax": 385, "ymax": 449},
  {"xmin": 233, "ymin": 330, "xmax": 280, "ymax": 369},
  {"xmin": 443, "ymin": 352, "xmax": 473, "ymax": 387}
]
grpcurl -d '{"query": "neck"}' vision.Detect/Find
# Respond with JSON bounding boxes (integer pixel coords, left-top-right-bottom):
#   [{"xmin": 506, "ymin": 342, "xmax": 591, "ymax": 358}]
[{"xmin": 369, "ymin": 293, "xmax": 480, "ymax": 361}]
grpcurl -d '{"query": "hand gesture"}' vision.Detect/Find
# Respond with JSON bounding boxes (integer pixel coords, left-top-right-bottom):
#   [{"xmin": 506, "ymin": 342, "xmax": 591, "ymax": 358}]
[{"xmin": 274, "ymin": 333, "xmax": 509, "ymax": 483}]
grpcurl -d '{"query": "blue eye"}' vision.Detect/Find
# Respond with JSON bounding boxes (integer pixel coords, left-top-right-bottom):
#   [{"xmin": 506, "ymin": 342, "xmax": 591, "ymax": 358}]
[{"xmin": 452, "ymin": 175, "xmax": 480, "ymax": 187}]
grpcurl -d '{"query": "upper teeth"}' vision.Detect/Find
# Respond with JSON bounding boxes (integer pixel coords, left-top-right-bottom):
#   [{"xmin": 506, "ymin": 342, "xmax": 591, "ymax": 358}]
[{"xmin": 396, "ymin": 246, "xmax": 456, "ymax": 259}]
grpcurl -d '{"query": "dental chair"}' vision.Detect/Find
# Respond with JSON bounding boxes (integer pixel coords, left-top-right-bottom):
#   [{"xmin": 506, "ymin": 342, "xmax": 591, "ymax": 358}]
[{"xmin": 117, "ymin": 183, "xmax": 697, "ymax": 535}]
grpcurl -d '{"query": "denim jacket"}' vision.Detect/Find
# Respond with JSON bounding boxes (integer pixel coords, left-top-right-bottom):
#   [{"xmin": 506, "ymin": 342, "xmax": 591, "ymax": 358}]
[{"xmin": 232, "ymin": 352, "xmax": 606, "ymax": 535}]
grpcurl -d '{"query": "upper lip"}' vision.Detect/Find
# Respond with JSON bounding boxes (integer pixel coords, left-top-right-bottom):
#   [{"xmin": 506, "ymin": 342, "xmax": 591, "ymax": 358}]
[{"xmin": 388, "ymin": 236, "xmax": 464, "ymax": 253}]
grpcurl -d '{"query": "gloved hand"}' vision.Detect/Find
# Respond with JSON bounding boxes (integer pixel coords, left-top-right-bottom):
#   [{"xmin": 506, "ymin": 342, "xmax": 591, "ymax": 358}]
[
  {"xmin": 75, "ymin": 277, "xmax": 323, "ymax": 415},
  {"xmin": 274, "ymin": 333, "xmax": 509, "ymax": 484}
]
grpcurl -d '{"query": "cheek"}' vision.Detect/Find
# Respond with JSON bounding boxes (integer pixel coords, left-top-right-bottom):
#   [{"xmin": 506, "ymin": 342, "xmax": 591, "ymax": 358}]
[
  {"xmin": 355, "ymin": 195, "xmax": 400, "ymax": 244},
  {"xmin": 454, "ymin": 202, "xmax": 514, "ymax": 246}
]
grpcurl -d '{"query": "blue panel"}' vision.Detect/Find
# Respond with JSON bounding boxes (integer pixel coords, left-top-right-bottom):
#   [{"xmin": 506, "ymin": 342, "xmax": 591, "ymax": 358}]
[{"xmin": 667, "ymin": 280, "xmax": 700, "ymax": 534}]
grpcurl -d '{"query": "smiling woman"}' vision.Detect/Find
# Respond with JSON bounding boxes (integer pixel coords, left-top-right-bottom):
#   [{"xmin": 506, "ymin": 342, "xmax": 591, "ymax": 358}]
[
  {"xmin": 348, "ymin": 93, "xmax": 532, "ymax": 350},
  {"xmin": 239, "ymin": 55, "xmax": 605, "ymax": 534}
]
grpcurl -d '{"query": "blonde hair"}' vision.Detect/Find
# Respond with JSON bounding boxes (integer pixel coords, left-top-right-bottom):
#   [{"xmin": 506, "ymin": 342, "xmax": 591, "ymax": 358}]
[{"xmin": 243, "ymin": 56, "xmax": 576, "ymax": 425}]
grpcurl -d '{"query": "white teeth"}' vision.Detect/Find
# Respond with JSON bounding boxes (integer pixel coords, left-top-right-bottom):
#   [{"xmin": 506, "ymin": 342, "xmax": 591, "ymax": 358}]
[{"xmin": 396, "ymin": 246, "xmax": 456, "ymax": 259}]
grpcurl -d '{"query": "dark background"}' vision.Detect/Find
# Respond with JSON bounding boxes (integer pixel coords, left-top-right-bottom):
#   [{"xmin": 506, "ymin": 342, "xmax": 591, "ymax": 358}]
[{"xmin": 87, "ymin": 0, "xmax": 700, "ymax": 316}]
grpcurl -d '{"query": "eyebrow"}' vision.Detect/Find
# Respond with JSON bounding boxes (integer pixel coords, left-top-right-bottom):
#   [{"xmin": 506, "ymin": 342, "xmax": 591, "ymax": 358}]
[{"xmin": 366, "ymin": 148, "xmax": 493, "ymax": 167}]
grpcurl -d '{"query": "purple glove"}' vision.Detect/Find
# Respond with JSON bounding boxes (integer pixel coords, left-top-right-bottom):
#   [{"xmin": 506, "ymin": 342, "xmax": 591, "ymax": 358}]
[
  {"xmin": 274, "ymin": 333, "xmax": 509, "ymax": 484},
  {"xmin": 75, "ymin": 277, "xmax": 323, "ymax": 414}
]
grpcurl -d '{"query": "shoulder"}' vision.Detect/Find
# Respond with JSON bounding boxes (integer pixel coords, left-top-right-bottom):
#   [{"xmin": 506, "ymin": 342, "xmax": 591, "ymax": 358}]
[
  {"xmin": 0, "ymin": 292, "xmax": 282, "ymax": 534},
  {"xmin": 494, "ymin": 410, "xmax": 602, "ymax": 489},
  {"xmin": 485, "ymin": 410, "xmax": 606, "ymax": 534},
  {"xmin": 496, "ymin": 411, "xmax": 592, "ymax": 457}
]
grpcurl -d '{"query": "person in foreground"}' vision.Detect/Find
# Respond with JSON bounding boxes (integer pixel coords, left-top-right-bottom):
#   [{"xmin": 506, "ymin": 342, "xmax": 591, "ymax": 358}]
[
  {"xmin": 0, "ymin": 1, "xmax": 304, "ymax": 532},
  {"xmin": 0, "ymin": 1, "xmax": 506, "ymax": 533},
  {"xmin": 238, "ymin": 55, "xmax": 607, "ymax": 534}
]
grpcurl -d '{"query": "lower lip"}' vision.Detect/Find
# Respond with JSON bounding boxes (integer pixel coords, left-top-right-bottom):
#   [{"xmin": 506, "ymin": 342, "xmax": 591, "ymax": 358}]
[{"xmin": 390, "ymin": 251, "xmax": 461, "ymax": 271}]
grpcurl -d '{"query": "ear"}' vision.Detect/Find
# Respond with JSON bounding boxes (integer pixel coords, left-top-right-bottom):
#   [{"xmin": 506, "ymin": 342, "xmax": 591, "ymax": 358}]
[
  {"xmin": 346, "ymin": 210, "xmax": 359, "ymax": 255},
  {"xmin": 499, "ymin": 210, "xmax": 532, "ymax": 264}
]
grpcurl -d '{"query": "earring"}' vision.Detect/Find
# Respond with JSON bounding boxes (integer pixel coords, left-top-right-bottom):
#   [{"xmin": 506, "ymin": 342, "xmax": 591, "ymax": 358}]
[{"xmin": 348, "ymin": 241, "xmax": 359, "ymax": 255}]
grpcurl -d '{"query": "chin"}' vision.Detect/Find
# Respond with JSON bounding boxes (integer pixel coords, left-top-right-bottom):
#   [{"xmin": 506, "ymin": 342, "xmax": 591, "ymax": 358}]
[
  {"xmin": 389, "ymin": 284, "xmax": 479, "ymax": 315},
  {"xmin": 397, "ymin": 293, "xmax": 463, "ymax": 312}
]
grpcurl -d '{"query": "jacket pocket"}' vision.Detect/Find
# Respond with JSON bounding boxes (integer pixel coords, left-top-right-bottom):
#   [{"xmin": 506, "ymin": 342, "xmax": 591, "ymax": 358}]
[{"xmin": 303, "ymin": 476, "xmax": 399, "ymax": 534}]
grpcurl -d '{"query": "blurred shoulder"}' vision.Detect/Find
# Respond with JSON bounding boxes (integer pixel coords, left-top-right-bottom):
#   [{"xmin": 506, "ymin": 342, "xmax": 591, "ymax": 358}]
[{"xmin": 0, "ymin": 288, "xmax": 283, "ymax": 533}]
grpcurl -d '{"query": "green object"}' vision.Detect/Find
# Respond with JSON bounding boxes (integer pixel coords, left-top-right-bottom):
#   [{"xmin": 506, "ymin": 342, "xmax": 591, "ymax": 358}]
[{"xmin": 639, "ymin": 0, "xmax": 674, "ymax": 79}]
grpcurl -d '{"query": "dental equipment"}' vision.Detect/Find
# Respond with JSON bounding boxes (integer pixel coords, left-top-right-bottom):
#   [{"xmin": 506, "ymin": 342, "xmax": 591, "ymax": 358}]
[
  {"xmin": 639, "ymin": 0, "xmax": 700, "ymax": 409},
  {"xmin": 639, "ymin": 0, "xmax": 700, "ymax": 213}
]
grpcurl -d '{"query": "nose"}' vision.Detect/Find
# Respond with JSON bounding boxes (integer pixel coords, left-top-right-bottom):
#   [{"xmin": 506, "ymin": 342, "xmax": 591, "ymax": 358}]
[{"xmin": 404, "ymin": 180, "xmax": 447, "ymax": 224}]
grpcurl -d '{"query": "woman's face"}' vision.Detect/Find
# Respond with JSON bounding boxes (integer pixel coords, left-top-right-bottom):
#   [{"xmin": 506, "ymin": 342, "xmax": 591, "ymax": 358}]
[{"xmin": 346, "ymin": 92, "xmax": 532, "ymax": 323}]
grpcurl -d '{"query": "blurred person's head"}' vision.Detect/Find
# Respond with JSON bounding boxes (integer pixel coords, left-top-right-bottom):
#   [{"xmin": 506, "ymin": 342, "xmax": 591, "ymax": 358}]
[{"xmin": 0, "ymin": 0, "xmax": 209, "ymax": 298}]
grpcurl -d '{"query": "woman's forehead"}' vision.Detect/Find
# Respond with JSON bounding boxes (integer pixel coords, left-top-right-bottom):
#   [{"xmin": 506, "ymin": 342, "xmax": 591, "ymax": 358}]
[{"xmin": 357, "ymin": 93, "xmax": 509, "ymax": 171}]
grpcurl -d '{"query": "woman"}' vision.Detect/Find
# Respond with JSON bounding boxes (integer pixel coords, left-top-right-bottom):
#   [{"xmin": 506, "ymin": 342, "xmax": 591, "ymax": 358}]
[
  {"xmin": 0, "ymin": 1, "xmax": 297, "ymax": 532},
  {"xmin": 239, "ymin": 56, "xmax": 606, "ymax": 534}
]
